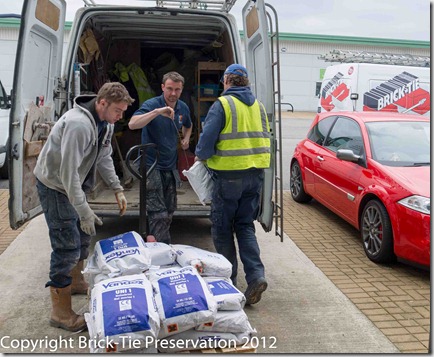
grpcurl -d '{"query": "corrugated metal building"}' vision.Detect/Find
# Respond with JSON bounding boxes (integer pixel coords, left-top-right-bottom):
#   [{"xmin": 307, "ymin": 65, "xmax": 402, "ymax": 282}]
[{"xmin": 0, "ymin": 18, "xmax": 429, "ymax": 111}]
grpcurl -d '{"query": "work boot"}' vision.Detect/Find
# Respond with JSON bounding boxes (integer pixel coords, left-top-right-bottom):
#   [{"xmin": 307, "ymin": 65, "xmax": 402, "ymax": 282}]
[
  {"xmin": 70, "ymin": 260, "xmax": 88, "ymax": 295},
  {"xmin": 49, "ymin": 285, "xmax": 87, "ymax": 332},
  {"xmin": 245, "ymin": 277, "xmax": 268, "ymax": 305}
]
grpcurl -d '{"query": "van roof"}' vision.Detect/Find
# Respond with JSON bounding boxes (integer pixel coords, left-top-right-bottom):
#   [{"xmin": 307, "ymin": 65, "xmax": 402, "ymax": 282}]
[{"xmin": 82, "ymin": 0, "xmax": 238, "ymax": 12}]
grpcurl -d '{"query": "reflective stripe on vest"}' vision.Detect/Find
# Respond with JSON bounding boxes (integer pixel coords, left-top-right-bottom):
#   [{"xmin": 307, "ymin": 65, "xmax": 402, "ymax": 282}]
[{"xmin": 206, "ymin": 95, "xmax": 271, "ymax": 171}]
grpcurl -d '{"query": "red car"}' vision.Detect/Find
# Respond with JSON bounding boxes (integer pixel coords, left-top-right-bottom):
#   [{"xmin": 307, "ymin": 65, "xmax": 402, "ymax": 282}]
[{"xmin": 290, "ymin": 111, "xmax": 430, "ymax": 267}]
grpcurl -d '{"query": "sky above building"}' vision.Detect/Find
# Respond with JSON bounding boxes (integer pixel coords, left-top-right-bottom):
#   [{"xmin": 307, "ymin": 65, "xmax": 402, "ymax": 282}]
[{"xmin": 2, "ymin": 0, "xmax": 430, "ymax": 41}]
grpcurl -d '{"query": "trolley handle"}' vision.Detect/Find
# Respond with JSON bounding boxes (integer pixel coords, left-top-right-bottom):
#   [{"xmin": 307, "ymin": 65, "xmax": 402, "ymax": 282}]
[{"xmin": 125, "ymin": 143, "xmax": 159, "ymax": 180}]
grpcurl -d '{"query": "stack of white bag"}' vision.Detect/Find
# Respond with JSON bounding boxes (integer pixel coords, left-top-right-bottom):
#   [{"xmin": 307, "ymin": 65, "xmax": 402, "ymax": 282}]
[
  {"xmin": 156, "ymin": 246, "xmax": 256, "ymax": 353},
  {"xmin": 82, "ymin": 233, "xmax": 256, "ymax": 353},
  {"xmin": 83, "ymin": 232, "xmax": 178, "ymax": 353}
]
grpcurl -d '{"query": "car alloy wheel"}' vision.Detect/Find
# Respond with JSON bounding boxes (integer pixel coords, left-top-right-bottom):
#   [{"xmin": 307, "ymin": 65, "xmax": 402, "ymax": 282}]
[
  {"xmin": 290, "ymin": 161, "xmax": 312, "ymax": 203},
  {"xmin": 361, "ymin": 199, "xmax": 395, "ymax": 264}
]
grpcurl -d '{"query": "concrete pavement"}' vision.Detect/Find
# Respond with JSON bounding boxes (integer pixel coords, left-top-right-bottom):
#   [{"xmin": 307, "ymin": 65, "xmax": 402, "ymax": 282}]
[
  {"xmin": 0, "ymin": 111, "xmax": 417, "ymax": 353},
  {"xmin": 0, "ymin": 212, "xmax": 399, "ymax": 353}
]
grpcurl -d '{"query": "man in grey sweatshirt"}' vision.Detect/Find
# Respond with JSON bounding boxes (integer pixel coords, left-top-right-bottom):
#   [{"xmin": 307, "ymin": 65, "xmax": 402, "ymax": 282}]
[{"xmin": 34, "ymin": 82, "xmax": 134, "ymax": 332}]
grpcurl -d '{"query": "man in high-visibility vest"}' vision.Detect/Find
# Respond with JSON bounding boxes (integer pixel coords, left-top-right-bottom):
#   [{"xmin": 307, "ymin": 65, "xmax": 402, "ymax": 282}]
[{"xmin": 195, "ymin": 64, "xmax": 271, "ymax": 305}]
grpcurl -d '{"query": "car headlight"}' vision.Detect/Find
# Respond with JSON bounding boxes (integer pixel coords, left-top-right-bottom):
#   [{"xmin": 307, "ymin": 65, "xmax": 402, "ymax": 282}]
[{"xmin": 398, "ymin": 195, "xmax": 430, "ymax": 215}]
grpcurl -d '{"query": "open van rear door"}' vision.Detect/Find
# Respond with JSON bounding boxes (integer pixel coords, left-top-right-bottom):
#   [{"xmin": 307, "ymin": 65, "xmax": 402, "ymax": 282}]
[
  {"xmin": 9, "ymin": 0, "xmax": 65, "ymax": 229},
  {"xmin": 242, "ymin": 0, "xmax": 276, "ymax": 232}
]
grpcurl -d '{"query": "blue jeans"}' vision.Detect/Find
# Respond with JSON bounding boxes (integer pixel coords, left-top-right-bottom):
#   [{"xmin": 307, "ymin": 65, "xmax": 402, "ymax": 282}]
[
  {"xmin": 36, "ymin": 180, "xmax": 91, "ymax": 288},
  {"xmin": 210, "ymin": 169, "xmax": 265, "ymax": 285}
]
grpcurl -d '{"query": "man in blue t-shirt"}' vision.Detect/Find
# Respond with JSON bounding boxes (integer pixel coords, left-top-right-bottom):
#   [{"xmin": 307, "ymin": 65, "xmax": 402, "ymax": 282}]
[{"xmin": 129, "ymin": 71, "xmax": 192, "ymax": 243}]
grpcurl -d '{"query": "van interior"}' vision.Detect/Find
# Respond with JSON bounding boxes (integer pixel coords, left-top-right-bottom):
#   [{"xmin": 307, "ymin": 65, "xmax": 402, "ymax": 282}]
[{"xmin": 74, "ymin": 8, "xmax": 239, "ymax": 216}]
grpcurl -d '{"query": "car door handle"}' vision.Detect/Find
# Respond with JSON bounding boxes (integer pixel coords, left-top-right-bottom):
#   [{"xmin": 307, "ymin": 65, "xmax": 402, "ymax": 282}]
[{"xmin": 316, "ymin": 156, "xmax": 324, "ymax": 161}]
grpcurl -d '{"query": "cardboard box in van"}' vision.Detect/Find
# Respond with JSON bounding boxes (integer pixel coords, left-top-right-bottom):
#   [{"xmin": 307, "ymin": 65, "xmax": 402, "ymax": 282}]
[
  {"xmin": 8, "ymin": 0, "xmax": 281, "ymax": 234},
  {"xmin": 318, "ymin": 63, "xmax": 430, "ymax": 116}
]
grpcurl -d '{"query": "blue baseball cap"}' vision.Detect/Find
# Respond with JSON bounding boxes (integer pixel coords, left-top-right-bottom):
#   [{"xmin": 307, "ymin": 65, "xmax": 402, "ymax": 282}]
[{"xmin": 224, "ymin": 64, "xmax": 248, "ymax": 78}]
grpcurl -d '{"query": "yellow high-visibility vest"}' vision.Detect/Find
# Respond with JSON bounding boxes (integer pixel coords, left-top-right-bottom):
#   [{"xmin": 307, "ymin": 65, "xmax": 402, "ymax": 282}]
[{"xmin": 207, "ymin": 95, "xmax": 271, "ymax": 171}]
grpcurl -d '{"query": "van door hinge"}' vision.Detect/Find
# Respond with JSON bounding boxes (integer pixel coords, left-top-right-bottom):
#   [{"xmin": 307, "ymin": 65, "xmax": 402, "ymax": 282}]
[{"xmin": 12, "ymin": 143, "xmax": 19, "ymax": 160}]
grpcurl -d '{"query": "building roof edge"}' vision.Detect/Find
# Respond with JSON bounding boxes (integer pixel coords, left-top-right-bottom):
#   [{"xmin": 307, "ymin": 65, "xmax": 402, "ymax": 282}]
[
  {"xmin": 0, "ymin": 18, "xmax": 429, "ymax": 48},
  {"xmin": 239, "ymin": 31, "xmax": 429, "ymax": 49}
]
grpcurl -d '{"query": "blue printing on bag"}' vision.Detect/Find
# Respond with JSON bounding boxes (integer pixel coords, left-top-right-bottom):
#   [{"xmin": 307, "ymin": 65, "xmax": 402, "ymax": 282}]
[
  {"xmin": 208, "ymin": 280, "xmax": 239, "ymax": 296},
  {"xmin": 99, "ymin": 232, "xmax": 139, "ymax": 254},
  {"xmin": 102, "ymin": 287, "xmax": 151, "ymax": 336},
  {"xmin": 159, "ymin": 273, "xmax": 209, "ymax": 318}
]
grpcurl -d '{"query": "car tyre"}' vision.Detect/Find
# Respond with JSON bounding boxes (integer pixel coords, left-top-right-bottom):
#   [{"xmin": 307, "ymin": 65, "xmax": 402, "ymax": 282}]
[
  {"xmin": 361, "ymin": 199, "xmax": 395, "ymax": 264},
  {"xmin": 290, "ymin": 161, "xmax": 312, "ymax": 203}
]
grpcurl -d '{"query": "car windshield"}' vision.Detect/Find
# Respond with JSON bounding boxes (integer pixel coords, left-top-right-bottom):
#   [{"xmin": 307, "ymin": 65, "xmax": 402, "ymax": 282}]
[{"xmin": 366, "ymin": 121, "xmax": 430, "ymax": 167}]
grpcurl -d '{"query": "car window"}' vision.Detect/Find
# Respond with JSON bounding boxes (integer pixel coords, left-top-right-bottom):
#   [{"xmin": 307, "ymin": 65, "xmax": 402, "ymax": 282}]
[
  {"xmin": 324, "ymin": 116, "xmax": 364, "ymax": 155},
  {"xmin": 307, "ymin": 116, "xmax": 336, "ymax": 145},
  {"xmin": 367, "ymin": 121, "xmax": 430, "ymax": 166}
]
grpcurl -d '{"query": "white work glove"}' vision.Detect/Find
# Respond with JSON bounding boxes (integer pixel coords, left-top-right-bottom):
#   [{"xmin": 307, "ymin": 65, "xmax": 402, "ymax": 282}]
[
  {"xmin": 80, "ymin": 212, "xmax": 103, "ymax": 236},
  {"xmin": 115, "ymin": 191, "xmax": 127, "ymax": 216}
]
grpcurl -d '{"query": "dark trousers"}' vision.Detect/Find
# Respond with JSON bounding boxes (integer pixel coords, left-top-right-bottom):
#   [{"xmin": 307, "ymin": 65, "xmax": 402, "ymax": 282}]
[
  {"xmin": 210, "ymin": 169, "xmax": 265, "ymax": 285},
  {"xmin": 36, "ymin": 180, "xmax": 90, "ymax": 288},
  {"xmin": 146, "ymin": 169, "xmax": 177, "ymax": 244}
]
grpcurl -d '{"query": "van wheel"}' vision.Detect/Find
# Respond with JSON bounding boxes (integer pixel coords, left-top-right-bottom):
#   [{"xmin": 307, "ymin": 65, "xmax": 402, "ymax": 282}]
[
  {"xmin": 0, "ymin": 153, "xmax": 8, "ymax": 179},
  {"xmin": 360, "ymin": 200, "xmax": 395, "ymax": 264},
  {"xmin": 290, "ymin": 161, "xmax": 311, "ymax": 203}
]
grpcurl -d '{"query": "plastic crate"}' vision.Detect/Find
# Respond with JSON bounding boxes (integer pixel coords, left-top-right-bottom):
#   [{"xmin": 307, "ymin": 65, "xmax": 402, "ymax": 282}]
[{"xmin": 196, "ymin": 84, "xmax": 220, "ymax": 97}]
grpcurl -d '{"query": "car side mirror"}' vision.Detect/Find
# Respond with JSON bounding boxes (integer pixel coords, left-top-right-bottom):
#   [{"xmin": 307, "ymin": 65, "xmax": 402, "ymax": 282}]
[{"xmin": 337, "ymin": 149, "xmax": 361, "ymax": 163}]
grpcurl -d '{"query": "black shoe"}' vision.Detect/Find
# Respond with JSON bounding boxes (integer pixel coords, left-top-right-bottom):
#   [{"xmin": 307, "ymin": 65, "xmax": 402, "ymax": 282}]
[{"xmin": 245, "ymin": 277, "xmax": 268, "ymax": 305}]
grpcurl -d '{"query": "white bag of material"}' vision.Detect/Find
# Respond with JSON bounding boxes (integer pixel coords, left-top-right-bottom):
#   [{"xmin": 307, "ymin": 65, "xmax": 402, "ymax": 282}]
[
  {"xmin": 172, "ymin": 244, "xmax": 232, "ymax": 278},
  {"xmin": 85, "ymin": 274, "xmax": 160, "ymax": 353},
  {"xmin": 83, "ymin": 253, "xmax": 110, "ymax": 288},
  {"xmin": 182, "ymin": 160, "xmax": 213, "ymax": 205},
  {"xmin": 157, "ymin": 330, "xmax": 254, "ymax": 353},
  {"xmin": 147, "ymin": 266, "xmax": 217, "ymax": 338},
  {"xmin": 89, "ymin": 231, "xmax": 152, "ymax": 279},
  {"xmin": 204, "ymin": 277, "xmax": 246, "ymax": 311},
  {"xmin": 144, "ymin": 242, "xmax": 177, "ymax": 266},
  {"xmin": 196, "ymin": 310, "xmax": 256, "ymax": 334}
]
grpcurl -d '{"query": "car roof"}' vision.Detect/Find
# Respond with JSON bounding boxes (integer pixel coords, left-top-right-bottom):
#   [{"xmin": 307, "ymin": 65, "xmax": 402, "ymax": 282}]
[{"xmin": 319, "ymin": 111, "xmax": 430, "ymax": 123}]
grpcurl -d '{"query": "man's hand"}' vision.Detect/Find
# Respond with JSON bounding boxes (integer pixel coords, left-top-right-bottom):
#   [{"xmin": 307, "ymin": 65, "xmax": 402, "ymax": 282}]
[
  {"xmin": 159, "ymin": 106, "xmax": 174, "ymax": 120},
  {"xmin": 115, "ymin": 191, "xmax": 128, "ymax": 216},
  {"xmin": 80, "ymin": 212, "xmax": 103, "ymax": 236},
  {"xmin": 181, "ymin": 138, "xmax": 189, "ymax": 150}
]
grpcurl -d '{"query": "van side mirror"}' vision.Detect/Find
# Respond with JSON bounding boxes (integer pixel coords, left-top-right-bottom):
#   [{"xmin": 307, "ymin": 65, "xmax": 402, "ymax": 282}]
[
  {"xmin": 0, "ymin": 82, "xmax": 11, "ymax": 109},
  {"xmin": 350, "ymin": 93, "xmax": 358, "ymax": 111},
  {"xmin": 5, "ymin": 94, "xmax": 11, "ymax": 109}
]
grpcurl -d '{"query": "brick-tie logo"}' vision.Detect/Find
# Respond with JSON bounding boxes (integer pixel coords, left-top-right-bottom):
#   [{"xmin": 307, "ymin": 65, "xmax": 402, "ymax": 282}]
[
  {"xmin": 363, "ymin": 71, "xmax": 430, "ymax": 114},
  {"xmin": 320, "ymin": 72, "xmax": 350, "ymax": 111}
]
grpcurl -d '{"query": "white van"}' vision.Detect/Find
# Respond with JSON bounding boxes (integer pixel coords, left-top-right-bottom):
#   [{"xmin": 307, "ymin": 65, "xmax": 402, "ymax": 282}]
[
  {"xmin": 8, "ymin": 0, "xmax": 283, "ymax": 238},
  {"xmin": 0, "ymin": 78, "xmax": 11, "ymax": 179},
  {"xmin": 318, "ymin": 63, "xmax": 430, "ymax": 116}
]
